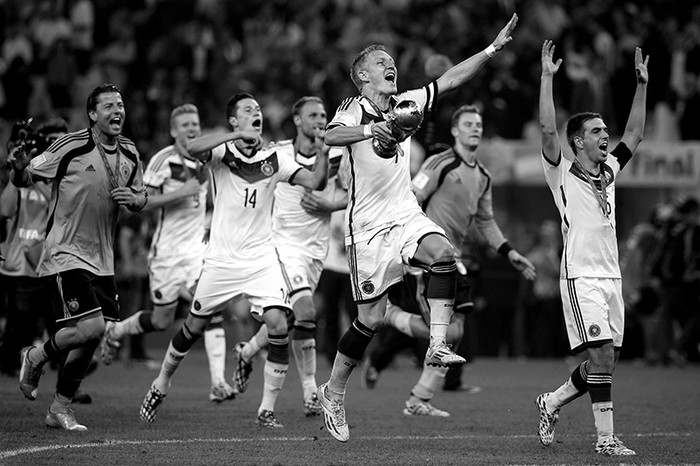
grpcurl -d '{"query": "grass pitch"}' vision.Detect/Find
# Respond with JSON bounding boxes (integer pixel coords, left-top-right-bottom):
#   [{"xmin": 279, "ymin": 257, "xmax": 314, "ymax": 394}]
[{"xmin": 1, "ymin": 339, "xmax": 699, "ymax": 465}]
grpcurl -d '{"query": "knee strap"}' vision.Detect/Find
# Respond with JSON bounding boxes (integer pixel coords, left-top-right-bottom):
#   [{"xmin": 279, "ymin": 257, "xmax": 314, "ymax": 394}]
[{"xmin": 427, "ymin": 259, "xmax": 456, "ymax": 299}]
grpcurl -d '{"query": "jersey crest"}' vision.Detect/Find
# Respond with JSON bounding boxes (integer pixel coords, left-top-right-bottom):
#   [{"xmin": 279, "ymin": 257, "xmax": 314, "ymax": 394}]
[{"xmin": 223, "ymin": 147, "xmax": 279, "ymax": 183}]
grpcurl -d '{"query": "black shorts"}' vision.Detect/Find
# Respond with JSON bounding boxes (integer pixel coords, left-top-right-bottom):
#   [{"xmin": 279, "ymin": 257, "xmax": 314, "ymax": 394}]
[
  {"xmin": 54, "ymin": 269, "xmax": 120, "ymax": 323},
  {"xmin": 387, "ymin": 271, "xmax": 474, "ymax": 323}
]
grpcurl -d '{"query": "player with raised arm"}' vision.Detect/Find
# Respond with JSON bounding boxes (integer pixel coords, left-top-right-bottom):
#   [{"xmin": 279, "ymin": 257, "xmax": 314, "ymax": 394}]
[
  {"xmin": 316, "ymin": 13, "xmax": 519, "ymax": 442},
  {"xmin": 535, "ymin": 40, "xmax": 648, "ymax": 456},
  {"xmin": 139, "ymin": 93, "xmax": 329, "ymax": 429},
  {"xmin": 231, "ymin": 96, "xmax": 346, "ymax": 418},
  {"xmin": 100, "ymin": 104, "xmax": 235, "ymax": 402}
]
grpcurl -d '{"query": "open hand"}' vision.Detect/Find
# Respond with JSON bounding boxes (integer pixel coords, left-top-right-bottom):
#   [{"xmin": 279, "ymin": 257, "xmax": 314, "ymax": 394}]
[
  {"xmin": 541, "ymin": 40, "xmax": 563, "ymax": 76},
  {"xmin": 492, "ymin": 13, "xmax": 518, "ymax": 52}
]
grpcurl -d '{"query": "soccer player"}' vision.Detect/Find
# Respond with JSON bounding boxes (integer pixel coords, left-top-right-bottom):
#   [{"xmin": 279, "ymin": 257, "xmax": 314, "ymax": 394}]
[
  {"xmin": 316, "ymin": 13, "xmax": 519, "ymax": 442},
  {"xmin": 11, "ymin": 83, "xmax": 147, "ymax": 431},
  {"xmin": 535, "ymin": 40, "xmax": 648, "ymax": 456},
  {"xmin": 99, "ymin": 104, "xmax": 235, "ymax": 402},
  {"xmin": 139, "ymin": 93, "xmax": 329, "ymax": 429},
  {"xmin": 231, "ymin": 96, "xmax": 346, "ymax": 417},
  {"xmin": 366, "ymin": 104, "xmax": 536, "ymax": 417}
]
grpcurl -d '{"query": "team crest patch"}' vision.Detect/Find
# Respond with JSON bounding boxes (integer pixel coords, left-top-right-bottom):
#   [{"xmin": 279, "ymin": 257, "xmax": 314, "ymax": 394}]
[
  {"xmin": 67, "ymin": 299, "xmax": 80, "ymax": 312},
  {"xmin": 361, "ymin": 280, "xmax": 375, "ymax": 295},
  {"xmin": 120, "ymin": 160, "xmax": 131, "ymax": 180},
  {"xmin": 293, "ymin": 275, "xmax": 303, "ymax": 285},
  {"xmin": 588, "ymin": 324, "xmax": 601, "ymax": 338},
  {"xmin": 194, "ymin": 300, "xmax": 201, "ymax": 311},
  {"xmin": 261, "ymin": 161, "xmax": 274, "ymax": 177},
  {"xmin": 154, "ymin": 290, "xmax": 162, "ymax": 300}
]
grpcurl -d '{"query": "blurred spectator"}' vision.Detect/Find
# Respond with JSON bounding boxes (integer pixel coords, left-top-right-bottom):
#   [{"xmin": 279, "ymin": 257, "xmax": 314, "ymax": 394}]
[
  {"xmin": 654, "ymin": 197, "xmax": 700, "ymax": 364},
  {"xmin": 45, "ymin": 38, "xmax": 78, "ymax": 113},
  {"xmin": 620, "ymin": 203, "xmax": 672, "ymax": 363},
  {"xmin": 525, "ymin": 220, "xmax": 567, "ymax": 358},
  {"xmin": 69, "ymin": 0, "xmax": 95, "ymax": 74}
]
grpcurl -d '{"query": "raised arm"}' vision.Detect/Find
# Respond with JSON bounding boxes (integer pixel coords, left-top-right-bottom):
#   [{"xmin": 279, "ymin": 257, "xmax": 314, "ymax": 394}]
[
  {"xmin": 539, "ymin": 40, "xmax": 563, "ymax": 164},
  {"xmin": 435, "ymin": 13, "xmax": 518, "ymax": 96},
  {"xmin": 620, "ymin": 47, "xmax": 649, "ymax": 154},
  {"xmin": 186, "ymin": 130, "xmax": 263, "ymax": 161}
]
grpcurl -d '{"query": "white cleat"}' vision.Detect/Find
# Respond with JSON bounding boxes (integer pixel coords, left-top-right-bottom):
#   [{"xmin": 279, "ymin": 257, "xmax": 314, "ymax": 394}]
[
  {"xmin": 403, "ymin": 400, "xmax": 450, "ymax": 417},
  {"xmin": 535, "ymin": 393, "xmax": 559, "ymax": 446},
  {"xmin": 45, "ymin": 408, "xmax": 88, "ymax": 431},
  {"xmin": 595, "ymin": 435, "xmax": 636, "ymax": 456},
  {"xmin": 317, "ymin": 383, "xmax": 349, "ymax": 442},
  {"xmin": 425, "ymin": 343, "xmax": 466, "ymax": 368}
]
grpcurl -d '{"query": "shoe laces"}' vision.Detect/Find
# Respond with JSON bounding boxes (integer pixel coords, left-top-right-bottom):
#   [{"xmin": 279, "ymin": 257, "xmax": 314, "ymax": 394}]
[{"xmin": 329, "ymin": 398, "xmax": 347, "ymax": 426}]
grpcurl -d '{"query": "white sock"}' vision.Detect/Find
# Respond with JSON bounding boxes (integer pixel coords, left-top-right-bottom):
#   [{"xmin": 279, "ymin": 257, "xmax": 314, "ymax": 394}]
[
  {"xmin": 384, "ymin": 304, "xmax": 414, "ymax": 337},
  {"xmin": 592, "ymin": 401, "xmax": 614, "ymax": 441},
  {"xmin": 259, "ymin": 360, "xmax": 288, "ymax": 413},
  {"xmin": 113, "ymin": 311, "xmax": 146, "ymax": 339},
  {"xmin": 411, "ymin": 362, "xmax": 448, "ymax": 401},
  {"xmin": 204, "ymin": 327, "xmax": 227, "ymax": 386},
  {"xmin": 154, "ymin": 341, "xmax": 185, "ymax": 393},
  {"xmin": 292, "ymin": 338, "xmax": 317, "ymax": 400},
  {"xmin": 549, "ymin": 378, "xmax": 582, "ymax": 411},
  {"xmin": 242, "ymin": 336, "xmax": 263, "ymax": 362},
  {"xmin": 428, "ymin": 298, "xmax": 453, "ymax": 346}
]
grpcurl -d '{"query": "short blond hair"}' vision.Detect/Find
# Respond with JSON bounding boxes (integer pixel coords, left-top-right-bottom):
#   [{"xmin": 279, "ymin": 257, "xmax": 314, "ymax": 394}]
[{"xmin": 170, "ymin": 104, "xmax": 199, "ymax": 128}]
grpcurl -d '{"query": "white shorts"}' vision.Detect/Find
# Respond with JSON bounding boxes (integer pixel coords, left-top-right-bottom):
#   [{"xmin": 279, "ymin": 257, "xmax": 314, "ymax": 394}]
[
  {"xmin": 191, "ymin": 254, "xmax": 291, "ymax": 319},
  {"xmin": 347, "ymin": 212, "xmax": 446, "ymax": 303},
  {"xmin": 561, "ymin": 277, "xmax": 624, "ymax": 353},
  {"xmin": 276, "ymin": 248, "xmax": 324, "ymax": 295},
  {"xmin": 148, "ymin": 255, "xmax": 202, "ymax": 305}
]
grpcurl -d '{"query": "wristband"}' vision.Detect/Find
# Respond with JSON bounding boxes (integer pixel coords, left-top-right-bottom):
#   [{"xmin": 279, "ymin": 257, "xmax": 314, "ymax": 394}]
[
  {"xmin": 363, "ymin": 123, "xmax": 373, "ymax": 139},
  {"xmin": 484, "ymin": 44, "xmax": 497, "ymax": 58},
  {"xmin": 497, "ymin": 241, "xmax": 513, "ymax": 258}
]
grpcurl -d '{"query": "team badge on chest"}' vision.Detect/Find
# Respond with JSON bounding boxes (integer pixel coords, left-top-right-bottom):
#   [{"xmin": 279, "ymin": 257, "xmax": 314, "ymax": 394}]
[{"xmin": 261, "ymin": 161, "xmax": 274, "ymax": 177}]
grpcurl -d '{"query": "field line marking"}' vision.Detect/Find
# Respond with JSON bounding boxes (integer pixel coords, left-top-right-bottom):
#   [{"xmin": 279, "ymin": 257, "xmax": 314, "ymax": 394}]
[{"xmin": 0, "ymin": 432, "xmax": 695, "ymax": 460}]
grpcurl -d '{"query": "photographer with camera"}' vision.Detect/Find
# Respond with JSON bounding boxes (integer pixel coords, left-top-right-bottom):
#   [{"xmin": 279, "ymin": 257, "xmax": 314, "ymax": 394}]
[{"xmin": 0, "ymin": 118, "xmax": 67, "ymax": 376}]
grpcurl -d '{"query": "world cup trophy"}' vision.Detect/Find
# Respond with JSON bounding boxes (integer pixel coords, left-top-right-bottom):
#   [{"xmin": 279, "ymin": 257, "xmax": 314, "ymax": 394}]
[{"xmin": 372, "ymin": 100, "xmax": 424, "ymax": 157}]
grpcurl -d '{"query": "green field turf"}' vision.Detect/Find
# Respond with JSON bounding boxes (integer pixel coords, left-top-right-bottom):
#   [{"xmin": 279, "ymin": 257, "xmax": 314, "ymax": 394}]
[{"xmin": 1, "ymin": 341, "xmax": 699, "ymax": 465}]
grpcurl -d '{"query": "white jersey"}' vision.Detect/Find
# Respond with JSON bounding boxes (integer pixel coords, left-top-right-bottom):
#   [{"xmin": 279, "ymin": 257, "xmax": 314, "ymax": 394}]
[
  {"xmin": 144, "ymin": 145, "xmax": 208, "ymax": 260},
  {"xmin": 272, "ymin": 141, "xmax": 343, "ymax": 260},
  {"xmin": 328, "ymin": 82, "xmax": 438, "ymax": 245},
  {"xmin": 543, "ymin": 142, "xmax": 633, "ymax": 279},
  {"xmin": 205, "ymin": 141, "xmax": 303, "ymax": 264}
]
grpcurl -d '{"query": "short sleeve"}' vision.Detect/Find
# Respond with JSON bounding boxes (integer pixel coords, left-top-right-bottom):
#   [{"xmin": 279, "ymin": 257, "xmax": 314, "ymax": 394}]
[{"xmin": 327, "ymin": 98, "xmax": 362, "ymax": 130}]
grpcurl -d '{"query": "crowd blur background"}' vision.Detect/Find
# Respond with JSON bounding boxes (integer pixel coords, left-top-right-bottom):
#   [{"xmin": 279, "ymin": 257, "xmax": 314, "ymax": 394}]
[{"xmin": 0, "ymin": 0, "xmax": 698, "ymax": 371}]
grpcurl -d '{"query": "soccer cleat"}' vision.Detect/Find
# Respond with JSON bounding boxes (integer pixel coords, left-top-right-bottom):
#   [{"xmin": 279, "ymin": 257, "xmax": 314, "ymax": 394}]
[
  {"xmin": 535, "ymin": 393, "xmax": 559, "ymax": 446},
  {"xmin": 140, "ymin": 385, "xmax": 166, "ymax": 423},
  {"xmin": 256, "ymin": 410, "xmax": 283, "ymax": 428},
  {"xmin": 232, "ymin": 342, "xmax": 253, "ymax": 394},
  {"xmin": 403, "ymin": 400, "xmax": 450, "ymax": 417},
  {"xmin": 45, "ymin": 408, "xmax": 88, "ymax": 431},
  {"xmin": 19, "ymin": 346, "xmax": 44, "ymax": 400},
  {"xmin": 303, "ymin": 392, "xmax": 323, "ymax": 417},
  {"xmin": 317, "ymin": 383, "xmax": 349, "ymax": 442},
  {"xmin": 209, "ymin": 381, "xmax": 236, "ymax": 402},
  {"xmin": 100, "ymin": 321, "xmax": 121, "ymax": 365},
  {"xmin": 595, "ymin": 435, "xmax": 636, "ymax": 456},
  {"xmin": 361, "ymin": 361, "xmax": 379, "ymax": 389},
  {"xmin": 425, "ymin": 343, "xmax": 466, "ymax": 368}
]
